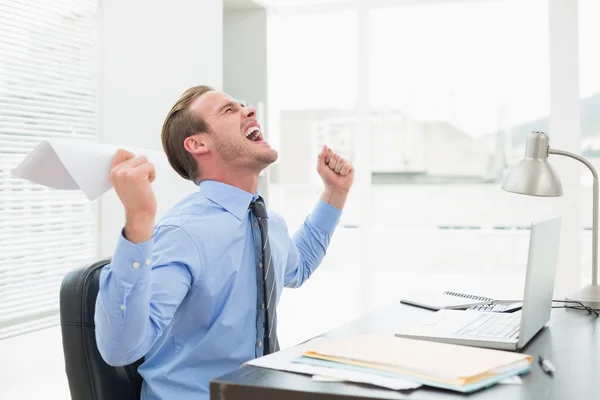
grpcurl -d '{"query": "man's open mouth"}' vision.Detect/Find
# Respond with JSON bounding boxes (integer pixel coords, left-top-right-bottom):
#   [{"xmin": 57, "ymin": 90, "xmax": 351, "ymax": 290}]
[{"xmin": 244, "ymin": 126, "xmax": 263, "ymax": 141}]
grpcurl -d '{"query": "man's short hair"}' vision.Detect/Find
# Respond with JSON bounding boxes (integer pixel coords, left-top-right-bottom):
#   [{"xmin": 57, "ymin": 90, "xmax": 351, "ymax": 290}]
[{"xmin": 161, "ymin": 85, "xmax": 213, "ymax": 183}]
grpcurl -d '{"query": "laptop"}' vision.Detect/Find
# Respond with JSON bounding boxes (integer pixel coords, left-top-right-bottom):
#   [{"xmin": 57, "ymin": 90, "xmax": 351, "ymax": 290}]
[{"xmin": 395, "ymin": 215, "xmax": 562, "ymax": 351}]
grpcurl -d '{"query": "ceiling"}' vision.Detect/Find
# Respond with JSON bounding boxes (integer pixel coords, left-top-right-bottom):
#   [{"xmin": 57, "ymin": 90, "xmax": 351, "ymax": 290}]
[
  {"xmin": 223, "ymin": 0, "xmax": 264, "ymax": 11},
  {"xmin": 224, "ymin": 0, "xmax": 357, "ymax": 11}
]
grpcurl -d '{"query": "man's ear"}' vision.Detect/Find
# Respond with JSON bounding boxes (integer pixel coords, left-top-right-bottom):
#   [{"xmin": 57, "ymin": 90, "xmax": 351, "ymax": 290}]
[{"xmin": 184, "ymin": 134, "xmax": 209, "ymax": 156}]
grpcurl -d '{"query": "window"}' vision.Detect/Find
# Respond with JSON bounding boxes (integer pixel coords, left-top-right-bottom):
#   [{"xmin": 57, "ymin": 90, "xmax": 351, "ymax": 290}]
[
  {"xmin": 0, "ymin": 0, "xmax": 99, "ymax": 339},
  {"xmin": 267, "ymin": 10, "xmax": 361, "ymax": 346},
  {"xmin": 268, "ymin": 1, "xmax": 554, "ymax": 344},
  {"xmin": 366, "ymin": 0, "xmax": 551, "ymax": 309}
]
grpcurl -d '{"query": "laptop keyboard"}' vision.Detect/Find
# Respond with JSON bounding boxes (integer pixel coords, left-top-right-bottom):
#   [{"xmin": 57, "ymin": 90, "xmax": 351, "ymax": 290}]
[{"xmin": 455, "ymin": 313, "xmax": 521, "ymax": 339}]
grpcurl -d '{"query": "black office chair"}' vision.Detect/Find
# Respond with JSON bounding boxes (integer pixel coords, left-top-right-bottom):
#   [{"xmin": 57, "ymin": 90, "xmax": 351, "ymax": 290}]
[{"xmin": 60, "ymin": 259, "xmax": 144, "ymax": 400}]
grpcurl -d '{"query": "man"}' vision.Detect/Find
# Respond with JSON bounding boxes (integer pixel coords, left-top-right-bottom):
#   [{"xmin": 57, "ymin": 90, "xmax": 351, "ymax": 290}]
[{"xmin": 94, "ymin": 85, "xmax": 354, "ymax": 400}]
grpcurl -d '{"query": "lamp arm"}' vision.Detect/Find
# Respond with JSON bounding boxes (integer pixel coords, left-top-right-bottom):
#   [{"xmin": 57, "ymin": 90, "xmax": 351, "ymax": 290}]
[
  {"xmin": 549, "ymin": 148, "xmax": 599, "ymax": 179},
  {"xmin": 549, "ymin": 148, "xmax": 598, "ymax": 286}
]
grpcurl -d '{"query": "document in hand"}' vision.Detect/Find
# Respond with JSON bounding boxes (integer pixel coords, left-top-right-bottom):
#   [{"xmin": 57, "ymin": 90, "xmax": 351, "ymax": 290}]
[
  {"xmin": 12, "ymin": 139, "xmax": 169, "ymax": 200},
  {"xmin": 294, "ymin": 334, "xmax": 532, "ymax": 393}
]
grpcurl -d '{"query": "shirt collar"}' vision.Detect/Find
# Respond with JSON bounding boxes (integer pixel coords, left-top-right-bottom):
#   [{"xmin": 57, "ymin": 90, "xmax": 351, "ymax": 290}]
[{"xmin": 198, "ymin": 180, "xmax": 259, "ymax": 220}]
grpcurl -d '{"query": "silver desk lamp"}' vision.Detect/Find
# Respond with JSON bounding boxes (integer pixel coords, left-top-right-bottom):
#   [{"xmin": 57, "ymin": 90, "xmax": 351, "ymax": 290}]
[{"xmin": 502, "ymin": 131, "xmax": 600, "ymax": 309}]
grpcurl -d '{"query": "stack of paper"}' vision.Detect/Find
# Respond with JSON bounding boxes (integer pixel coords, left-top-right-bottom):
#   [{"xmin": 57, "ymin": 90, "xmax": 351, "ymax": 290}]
[
  {"xmin": 293, "ymin": 334, "xmax": 532, "ymax": 393},
  {"xmin": 245, "ymin": 338, "xmax": 421, "ymax": 391}
]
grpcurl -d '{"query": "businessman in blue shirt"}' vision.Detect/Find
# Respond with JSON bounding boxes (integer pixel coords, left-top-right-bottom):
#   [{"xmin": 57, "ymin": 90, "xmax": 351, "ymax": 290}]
[{"xmin": 94, "ymin": 85, "xmax": 354, "ymax": 400}]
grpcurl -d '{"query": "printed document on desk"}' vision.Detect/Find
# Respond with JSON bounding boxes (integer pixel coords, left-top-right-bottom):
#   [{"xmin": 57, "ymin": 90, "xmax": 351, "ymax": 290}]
[
  {"xmin": 245, "ymin": 338, "xmax": 421, "ymax": 391},
  {"xmin": 295, "ymin": 334, "xmax": 532, "ymax": 393}
]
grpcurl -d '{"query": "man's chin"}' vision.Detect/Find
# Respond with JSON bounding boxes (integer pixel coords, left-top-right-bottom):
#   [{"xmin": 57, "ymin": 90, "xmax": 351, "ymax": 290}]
[
  {"xmin": 252, "ymin": 149, "xmax": 278, "ymax": 168},
  {"xmin": 266, "ymin": 149, "xmax": 279, "ymax": 163},
  {"xmin": 259, "ymin": 153, "xmax": 278, "ymax": 166}
]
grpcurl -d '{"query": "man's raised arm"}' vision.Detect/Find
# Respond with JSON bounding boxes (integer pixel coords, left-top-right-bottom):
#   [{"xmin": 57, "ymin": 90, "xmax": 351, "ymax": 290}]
[{"xmin": 94, "ymin": 149, "xmax": 199, "ymax": 365}]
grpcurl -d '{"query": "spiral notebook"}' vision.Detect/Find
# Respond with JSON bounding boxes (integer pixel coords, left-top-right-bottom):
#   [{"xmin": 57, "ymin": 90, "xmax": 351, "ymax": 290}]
[{"xmin": 400, "ymin": 291, "xmax": 494, "ymax": 311}]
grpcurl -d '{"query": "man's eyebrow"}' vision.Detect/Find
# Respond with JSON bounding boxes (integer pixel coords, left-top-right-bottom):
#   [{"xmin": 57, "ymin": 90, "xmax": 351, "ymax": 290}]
[
  {"xmin": 218, "ymin": 100, "xmax": 243, "ymax": 113},
  {"xmin": 218, "ymin": 101, "xmax": 234, "ymax": 113}
]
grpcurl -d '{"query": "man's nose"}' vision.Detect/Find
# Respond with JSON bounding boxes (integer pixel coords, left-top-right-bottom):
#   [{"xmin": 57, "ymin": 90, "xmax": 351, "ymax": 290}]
[{"xmin": 244, "ymin": 106, "xmax": 256, "ymax": 118}]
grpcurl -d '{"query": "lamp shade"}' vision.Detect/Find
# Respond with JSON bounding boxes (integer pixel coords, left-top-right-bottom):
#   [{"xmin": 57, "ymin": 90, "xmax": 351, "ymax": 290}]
[{"xmin": 501, "ymin": 131, "xmax": 563, "ymax": 197}]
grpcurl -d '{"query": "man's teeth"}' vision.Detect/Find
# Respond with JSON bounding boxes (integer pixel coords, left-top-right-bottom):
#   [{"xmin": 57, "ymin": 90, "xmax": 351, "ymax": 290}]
[
  {"xmin": 244, "ymin": 126, "xmax": 262, "ymax": 141},
  {"xmin": 245, "ymin": 126, "xmax": 260, "ymax": 136}
]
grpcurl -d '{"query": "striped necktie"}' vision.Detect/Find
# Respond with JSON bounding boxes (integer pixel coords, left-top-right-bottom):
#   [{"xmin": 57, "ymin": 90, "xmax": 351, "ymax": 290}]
[{"xmin": 250, "ymin": 198, "xmax": 279, "ymax": 354}]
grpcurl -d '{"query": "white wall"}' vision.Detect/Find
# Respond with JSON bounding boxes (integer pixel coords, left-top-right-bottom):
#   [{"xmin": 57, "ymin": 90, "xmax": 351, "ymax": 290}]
[
  {"xmin": 223, "ymin": 9, "xmax": 267, "ymax": 105},
  {"xmin": 98, "ymin": 0, "xmax": 224, "ymax": 257}
]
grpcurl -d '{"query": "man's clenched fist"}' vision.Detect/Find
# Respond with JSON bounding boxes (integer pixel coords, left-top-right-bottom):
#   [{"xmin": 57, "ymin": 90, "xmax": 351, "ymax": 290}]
[
  {"xmin": 317, "ymin": 145, "xmax": 354, "ymax": 194},
  {"xmin": 316, "ymin": 145, "xmax": 354, "ymax": 210},
  {"xmin": 109, "ymin": 149, "xmax": 157, "ymax": 243}
]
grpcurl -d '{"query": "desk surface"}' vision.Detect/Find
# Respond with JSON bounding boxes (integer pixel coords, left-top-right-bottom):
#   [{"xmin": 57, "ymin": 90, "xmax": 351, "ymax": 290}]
[{"xmin": 210, "ymin": 303, "xmax": 600, "ymax": 400}]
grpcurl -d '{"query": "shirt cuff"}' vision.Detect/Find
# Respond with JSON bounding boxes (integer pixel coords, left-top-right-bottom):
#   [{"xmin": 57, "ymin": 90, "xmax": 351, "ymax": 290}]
[
  {"xmin": 110, "ymin": 230, "xmax": 154, "ymax": 285},
  {"xmin": 307, "ymin": 199, "xmax": 342, "ymax": 235}
]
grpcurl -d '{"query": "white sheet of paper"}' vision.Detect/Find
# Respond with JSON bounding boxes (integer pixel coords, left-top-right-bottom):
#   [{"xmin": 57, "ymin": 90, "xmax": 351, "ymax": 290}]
[
  {"xmin": 312, "ymin": 375, "xmax": 344, "ymax": 382},
  {"xmin": 245, "ymin": 338, "xmax": 421, "ymax": 391},
  {"xmin": 499, "ymin": 375, "xmax": 523, "ymax": 384},
  {"xmin": 12, "ymin": 139, "xmax": 169, "ymax": 200}
]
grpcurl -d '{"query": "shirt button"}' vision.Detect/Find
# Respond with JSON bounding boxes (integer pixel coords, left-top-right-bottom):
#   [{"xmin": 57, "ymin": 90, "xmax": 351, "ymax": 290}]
[
  {"xmin": 258, "ymin": 263, "xmax": 263, "ymax": 269},
  {"xmin": 254, "ymin": 222, "xmax": 258, "ymax": 228},
  {"xmin": 132, "ymin": 261, "xmax": 141, "ymax": 269},
  {"xmin": 145, "ymin": 258, "xmax": 151, "ymax": 266},
  {"xmin": 120, "ymin": 304, "xmax": 125, "ymax": 311},
  {"xmin": 258, "ymin": 341, "xmax": 262, "ymax": 347},
  {"xmin": 261, "ymin": 303, "xmax": 265, "ymax": 309}
]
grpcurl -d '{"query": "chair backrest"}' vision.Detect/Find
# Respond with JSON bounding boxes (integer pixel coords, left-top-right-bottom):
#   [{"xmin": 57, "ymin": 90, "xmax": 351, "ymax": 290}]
[{"xmin": 60, "ymin": 259, "xmax": 144, "ymax": 400}]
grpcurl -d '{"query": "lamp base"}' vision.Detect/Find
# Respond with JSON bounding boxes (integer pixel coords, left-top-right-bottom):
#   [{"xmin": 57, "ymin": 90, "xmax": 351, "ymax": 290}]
[{"xmin": 565, "ymin": 285, "xmax": 600, "ymax": 310}]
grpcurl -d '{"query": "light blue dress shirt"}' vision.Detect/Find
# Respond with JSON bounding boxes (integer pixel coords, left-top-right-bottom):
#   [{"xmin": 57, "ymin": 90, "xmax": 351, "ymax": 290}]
[{"xmin": 94, "ymin": 180, "xmax": 342, "ymax": 400}]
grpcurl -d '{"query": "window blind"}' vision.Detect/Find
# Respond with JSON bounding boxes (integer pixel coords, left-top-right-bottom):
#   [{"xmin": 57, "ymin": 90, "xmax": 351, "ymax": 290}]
[{"xmin": 0, "ymin": 0, "xmax": 99, "ymax": 339}]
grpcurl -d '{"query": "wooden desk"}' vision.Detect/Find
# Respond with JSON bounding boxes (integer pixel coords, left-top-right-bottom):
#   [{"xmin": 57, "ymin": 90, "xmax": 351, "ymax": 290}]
[{"xmin": 210, "ymin": 303, "xmax": 600, "ymax": 400}]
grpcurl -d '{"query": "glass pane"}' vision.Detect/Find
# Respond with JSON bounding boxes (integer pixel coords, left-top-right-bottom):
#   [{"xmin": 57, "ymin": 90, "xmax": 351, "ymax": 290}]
[
  {"xmin": 367, "ymin": 0, "xmax": 551, "ymax": 309},
  {"xmin": 267, "ymin": 10, "xmax": 361, "ymax": 347}
]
